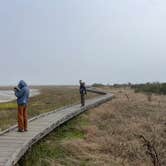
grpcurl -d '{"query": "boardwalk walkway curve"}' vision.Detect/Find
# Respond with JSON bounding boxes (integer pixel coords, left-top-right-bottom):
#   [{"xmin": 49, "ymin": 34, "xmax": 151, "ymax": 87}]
[{"xmin": 0, "ymin": 88, "xmax": 113, "ymax": 166}]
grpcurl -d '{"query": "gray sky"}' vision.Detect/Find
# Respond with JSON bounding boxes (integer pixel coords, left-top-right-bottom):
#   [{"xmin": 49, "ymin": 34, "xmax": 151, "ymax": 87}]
[{"xmin": 0, "ymin": 0, "xmax": 166, "ymax": 85}]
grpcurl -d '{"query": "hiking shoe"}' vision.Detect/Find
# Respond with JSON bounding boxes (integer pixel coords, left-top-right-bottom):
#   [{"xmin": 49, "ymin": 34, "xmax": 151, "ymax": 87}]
[{"xmin": 17, "ymin": 129, "xmax": 24, "ymax": 132}]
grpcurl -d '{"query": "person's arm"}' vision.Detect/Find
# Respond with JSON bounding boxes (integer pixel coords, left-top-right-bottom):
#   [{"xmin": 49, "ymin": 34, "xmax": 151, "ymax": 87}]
[{"xmin": 15, "ymin": 88, "xmax": 25, "ymax": 98}]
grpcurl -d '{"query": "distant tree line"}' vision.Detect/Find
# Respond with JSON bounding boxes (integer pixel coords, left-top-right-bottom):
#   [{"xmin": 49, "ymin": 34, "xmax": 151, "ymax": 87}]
[
  {"xmin": 91, "ymin": 83, "xmax": 131, "ymax": 88},
  {"xmin": 131, "ymin": 82, "xmax": 166, "ymax": 95},
  {"xmin": 92, "ymin": 82, "xmax": 166, "ymax": 95},
  {"xmin": 92, "ymin": 83, "xmax": 105, "ymax": 87}
]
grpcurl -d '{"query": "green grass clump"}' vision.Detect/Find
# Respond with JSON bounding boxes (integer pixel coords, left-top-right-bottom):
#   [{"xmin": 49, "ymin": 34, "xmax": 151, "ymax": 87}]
[
  {"xmin": 0, "ymin": 102, "xmax": 17, "ymax": 111},
  {"xmin": 0, "ymin": 102, "xmax": 17, "ymax": 130},
  {"xmin": 19, "ymin": 116, "xmax": 88, "ymax": 166},
  {"xmin": 54, "ymin": 117, "xmax": 86, "ymax": 140}
]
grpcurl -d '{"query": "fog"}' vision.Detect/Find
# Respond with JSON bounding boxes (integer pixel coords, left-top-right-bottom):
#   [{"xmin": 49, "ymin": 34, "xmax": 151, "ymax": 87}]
[{"xmin": 0, "ymin": 0, "xmax": 166, "ymax": 85}]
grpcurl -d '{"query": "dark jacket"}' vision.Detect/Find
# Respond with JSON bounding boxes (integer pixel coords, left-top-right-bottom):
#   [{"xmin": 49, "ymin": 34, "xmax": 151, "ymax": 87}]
[
  {"xmin": 80, "ymin": 84, "xmax": 87, "ymax": 95},
  {"xmin": 15, "ymin": 80, "xmax": 30, "ymax": 105}
]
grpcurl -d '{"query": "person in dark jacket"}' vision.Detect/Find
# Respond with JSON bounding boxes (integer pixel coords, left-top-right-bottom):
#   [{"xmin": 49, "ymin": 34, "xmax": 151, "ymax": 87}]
[
  {"xmin": 79, "ymin": 80, "xmax": 87, "ymax": 107},
  {"xmin": 14, "ymin": 80, "xmax": 30, "ymax": 132}
]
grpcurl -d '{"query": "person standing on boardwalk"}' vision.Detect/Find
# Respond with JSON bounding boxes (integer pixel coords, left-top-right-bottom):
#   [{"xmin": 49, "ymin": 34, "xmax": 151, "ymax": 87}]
[
  {"xmin": 79, "ymin": 80, "xmax": 87, "ymax": 107},
  {"xmin": 14, "ymin": 80, "xmax": 30, "ymax": 132}
]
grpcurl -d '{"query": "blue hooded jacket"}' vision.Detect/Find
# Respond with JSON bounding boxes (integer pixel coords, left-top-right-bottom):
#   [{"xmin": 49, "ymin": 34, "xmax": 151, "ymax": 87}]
[{"xmin": 15, "ymin": 80, "xmax": 30, "ymax": 105}]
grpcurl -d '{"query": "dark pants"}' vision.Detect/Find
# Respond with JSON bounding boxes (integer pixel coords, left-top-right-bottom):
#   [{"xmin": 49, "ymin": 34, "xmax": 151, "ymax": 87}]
[{"xmin": 80, "ymin": 94, "xmax": 85, "ymax": 106}]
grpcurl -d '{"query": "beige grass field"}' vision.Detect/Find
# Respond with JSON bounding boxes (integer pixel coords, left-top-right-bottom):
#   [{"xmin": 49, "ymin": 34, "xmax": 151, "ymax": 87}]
[{"xmin": 19, "ymin": 87, "xmax": 166, "ymax": 166}]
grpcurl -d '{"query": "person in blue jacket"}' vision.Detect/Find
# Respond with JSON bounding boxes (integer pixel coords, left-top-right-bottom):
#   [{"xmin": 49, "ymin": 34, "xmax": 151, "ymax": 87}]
[{"xmin": 14, "ymin": 80, "xmax": 30, "ymax": 132}]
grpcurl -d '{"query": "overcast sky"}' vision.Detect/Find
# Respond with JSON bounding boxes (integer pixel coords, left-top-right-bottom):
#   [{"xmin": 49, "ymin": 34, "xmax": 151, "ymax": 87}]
[{"xmin": 0, "ymin": 0, "xmax": 166, "ymax": 85}]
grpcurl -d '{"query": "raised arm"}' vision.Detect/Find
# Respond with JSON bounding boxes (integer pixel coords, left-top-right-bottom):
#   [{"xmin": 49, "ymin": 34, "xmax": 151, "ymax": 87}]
[{"xmin": 15, "ymin": 88, "xmax": 25, "ymax": 98}]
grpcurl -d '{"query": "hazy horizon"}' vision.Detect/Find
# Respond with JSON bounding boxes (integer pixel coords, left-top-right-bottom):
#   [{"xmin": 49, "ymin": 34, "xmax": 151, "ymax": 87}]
[
  {"xmin": 1, "ymin": 81, "xmax": 166, "ymax": 87},
  {"xmin": 1, "ymin": 0, "xmax": 166, "ymax": 86}
]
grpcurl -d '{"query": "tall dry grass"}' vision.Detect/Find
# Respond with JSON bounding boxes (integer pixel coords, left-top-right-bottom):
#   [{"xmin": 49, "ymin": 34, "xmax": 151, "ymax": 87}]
[
  {"xmin": 60, "ymin": 89, "xmax": 166, "ymax": 165},
  {"xmin": 20, "ymin": 88, "xmax": 166, "ymax": 166}
]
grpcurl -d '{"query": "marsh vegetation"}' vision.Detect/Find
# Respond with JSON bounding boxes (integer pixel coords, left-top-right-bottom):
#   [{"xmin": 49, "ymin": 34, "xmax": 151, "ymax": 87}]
[{"xmin": 19, "ymin": 87, "xmax": 166, "ymax": 166}]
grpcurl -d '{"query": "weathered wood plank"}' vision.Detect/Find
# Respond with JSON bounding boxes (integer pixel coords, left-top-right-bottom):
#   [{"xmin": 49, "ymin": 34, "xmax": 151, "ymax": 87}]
[
  {"xmin": 0, "ymin": 162, "xmax": 6, "ymax": 166},
  {"xmin": 0, "ymin": 137, "xmax": 30, "ymax": 140},
  {"xmin": 0, "ymin": 152, "xmax": 13, "ymax": 158},
  {"xmin": 0, "ymin": 149, "xmax": 15, "ymax": 152},
  {"xmin": 0, "ymin": 158, "xmax": 7, "ymax": 163},
  {"xmin": 0, "ymin": 144, "xmax": 21, "ymax": 148}
]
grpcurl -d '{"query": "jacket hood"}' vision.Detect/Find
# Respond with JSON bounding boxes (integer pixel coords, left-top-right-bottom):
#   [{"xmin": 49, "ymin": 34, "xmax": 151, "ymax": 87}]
[{"xmin": 18, "ymin": 80, "xmax": 27, "ymax": 89}]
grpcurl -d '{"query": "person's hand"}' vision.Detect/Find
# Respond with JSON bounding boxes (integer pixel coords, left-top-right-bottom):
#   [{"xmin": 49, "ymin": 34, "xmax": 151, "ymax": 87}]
[{"xmin": 14, "ymin": 87, "xmax": 19, "ymax": 92}]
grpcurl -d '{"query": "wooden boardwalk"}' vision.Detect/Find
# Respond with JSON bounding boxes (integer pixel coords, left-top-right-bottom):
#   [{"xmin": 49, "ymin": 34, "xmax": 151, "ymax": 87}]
[{"xmin": 0, "ymin": 89, "xmax": 113, "ymax": 166}]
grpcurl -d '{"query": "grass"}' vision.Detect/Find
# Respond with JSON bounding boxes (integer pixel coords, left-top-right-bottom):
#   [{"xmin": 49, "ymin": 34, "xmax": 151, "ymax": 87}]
[
  {"xmin": 0, "ymin": 103, "xmax": 17, "ymax": 110},
  {"xmin": 19, "ymin": 87, "xmax": 166, "ymax": 166},
  {"xmin": 0, "ymin": 86, "xmax": 97, "ymax": 131},
  {"xmin": 131, "ymin": 82, "xmax": 166, "ymax": 94},
  {"xmin": 19, "ymin": 116, "xmax": 87, "ymax": 166}
]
